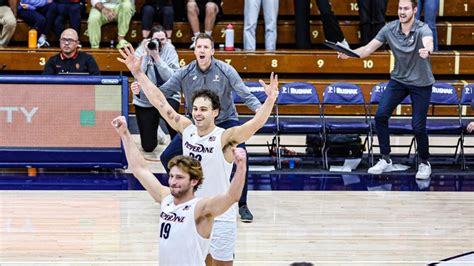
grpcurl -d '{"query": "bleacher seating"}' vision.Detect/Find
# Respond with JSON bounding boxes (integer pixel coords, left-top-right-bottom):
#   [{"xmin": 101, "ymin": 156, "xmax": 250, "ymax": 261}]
[{"xmin": 1, "ymin": 0, "xmax": 474, "ymax": 121}]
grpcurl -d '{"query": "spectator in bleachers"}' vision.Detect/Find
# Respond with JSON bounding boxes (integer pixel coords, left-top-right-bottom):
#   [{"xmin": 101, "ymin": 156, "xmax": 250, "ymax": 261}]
[
  {"xmin": 0, "ymin": 0, "xmax": 17, "ymax": 48},
  {"xmin": 141, "ymin": 0, "xmax": 174, "ymax": 39},
  {"xmin": 131, "ymin": 25, "xmax": 180, "ymax": 152},
  {"xmin": 294, "ymin": 0, "xmax": 349, "ymax": 49},
  {"xmin": 43, "ymin": 28, "xmax": 100, "ymax": 74},
  {"xmin": 357, "ymin": 0, "xmax": 388, "ymax": 45},
  {"xmin": 48, "ymin": 0, "xmax": 84, "ymax": 39},
  {"xmin": 244, "ymin": 0, "xmax": 278, "ymax": 51},
  {"xmin": 87, "ymin": 0, "xmax": 135, "ymax": 49},
  {"xmin": 416, "ymin": 0, "xmax": 438, "ymax": 51},
  {"xmin": 158, "ymin": 33, "xmax": 261, "ymax": 223},
  {"xmin": 186, "ymin": 0, "xmax": 221, "ymax": 49},
  {"xmin": 17, "ymin": 0, "xmax": 55, "ymax": 47},
  {"xmin": 338, "ymin": 0, "xmax": 434, "ymax": 179}
]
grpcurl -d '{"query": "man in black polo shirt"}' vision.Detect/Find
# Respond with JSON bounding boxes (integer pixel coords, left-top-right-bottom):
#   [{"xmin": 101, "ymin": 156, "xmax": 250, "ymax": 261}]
[{"xmin": 43, "ymin": 28, "xmax": 100, "ymax": 75}]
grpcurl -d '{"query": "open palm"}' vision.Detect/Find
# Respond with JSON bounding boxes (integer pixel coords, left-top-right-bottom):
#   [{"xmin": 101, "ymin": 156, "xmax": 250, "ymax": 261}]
[
  {"xmin": 117, "ymin": 44, "xmax": 143, "ymax": 74},
  {"xmin": 259, "ymin": 72, "xmax": 279, "ymax": 101}
]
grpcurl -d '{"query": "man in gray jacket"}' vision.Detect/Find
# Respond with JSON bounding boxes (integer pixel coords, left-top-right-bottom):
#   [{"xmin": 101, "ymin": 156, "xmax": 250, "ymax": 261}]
[{"xmin": 160, "ymin": 33, "xmax": 262, "ymax": 223}]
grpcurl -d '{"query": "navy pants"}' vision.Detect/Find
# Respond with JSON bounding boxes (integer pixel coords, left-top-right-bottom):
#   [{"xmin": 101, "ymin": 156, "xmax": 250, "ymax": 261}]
[
  {"xmin": 375, "ymin": 79, "xmax": 432, "ymax": 160},
  {"xmin": 52, "ymin": 2, "xmax": 83, "ymax": 37},
  {"xmin": 18, "ymin": 3, "xmax": 54, "ymax": 36},
  {"xmin": 160, "ymin": 119, "xmax": 249, "ymax": 206},
  {"xmin": 141, "ymin": 5, "xmax": 174, "ymax": 32}
]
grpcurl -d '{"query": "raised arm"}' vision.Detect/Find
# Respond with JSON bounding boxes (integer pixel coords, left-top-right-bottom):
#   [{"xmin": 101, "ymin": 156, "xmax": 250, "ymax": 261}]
[
  {"xmin": 112, "ymin": 116, "xmax": 170, "ymax": 203},
  {"xmin": 221, "ymin": 72, "xmax": 279, "ymax": 150},
  {"xmin": 196, "ymin": 148, "xmax": 247, "ymax": 219},
  {"xmin": 118, "ymin": 44, "xmax": 192, "ymax": 133},
  {"xmin": 337, "ymin": 38, "xmax": 384, "ymax": 59}
]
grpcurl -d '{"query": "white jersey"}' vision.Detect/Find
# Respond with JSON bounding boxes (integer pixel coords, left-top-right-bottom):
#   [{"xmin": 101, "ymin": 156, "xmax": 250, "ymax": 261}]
[
  {"xmin": 159, "ymin": 195, "xmax": 210, "ymax": 265},
  {"xmin": 182, "ymin": 124, "xmax": 236, "ymax": 222}
]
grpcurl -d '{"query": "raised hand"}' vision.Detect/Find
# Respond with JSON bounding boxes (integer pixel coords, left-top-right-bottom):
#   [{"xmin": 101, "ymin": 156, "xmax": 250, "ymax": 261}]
[
  {"xmin": 117, "ymin": 44, "xmax": 143, "ymax": 75},
  {"xmin": 467, "ymin": 122, "xmax": 474, "ymax": 133},
  {"xmin": 111, "ymin": 116, "xmax": 127, "ymax": 136},
  {"xmin": 259, "ymin": 72, "xmax": 279, "ymax": 101},
  {"xmin": 130, "ymin": 81, "xmax": 140, "ymax": 95},
  {"xmin": 232, "ymin": 147, "xmax": 247, "ymax": 166}
]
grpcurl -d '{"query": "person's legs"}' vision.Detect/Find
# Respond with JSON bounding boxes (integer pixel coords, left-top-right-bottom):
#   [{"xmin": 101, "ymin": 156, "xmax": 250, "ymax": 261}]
[
  {"xmin": 141, "ymin": 4, "xmax": 156, "ymax": 38},
  {"xmin": 419, "ymin": 0, "xmax": 439, "ymax": 51},
  {"xmin": 19, "ymin": 9, "xmax": 47, "ymax": 36},
  {"xmin": 115, "ymin": 0, "xmax": 135, "ymax": 42},
  {"xmin": 357, "ymin": 0, "xmax": 372, "ymax": 45},
  {"xmin": 243, "ymin": 0, "xmax": 261, "ymax": 51},
  {"xmin": 87, "ymin": 8, "xmax": 107, "ymax": 48},
  {"xmin": 42, "ymin": 2, "xmax": 57, "ymax": 36},
  {"xmin": 160, "ymin": 5, "xmax": 175, "ymax": 38},
  {"xmin": 67, "ymin": 3, "xmax": 82, "ymax": 36},
  {"xmin": 186, "ymin": 0, "xmax": 200, "ymax": 34},
  {"xmin": 206, "ymin": 221, "xmax": 236, "ymax": 266},
  {"xmin": 408, "ymin": 84, "xmax": 432, "ymax": 161},
  {"xmin": 160, "ymin": 134, "xmax": 183, "ymax": 174},
  {"xmin": 374, "ymin": 79, "xmax": 410, "ymax": 157},
  {"xmin": 54, "ymin": 3, "xmax": 67, "ymax": 37},
  {"xmin": 217, "ymin": 119, "xmax": 252, "ymax": 222},
  {"xmin": 162, "ymin": 98, "xmax": 180, "ymax": 140},
  {"xmin": 204, "ymin": 1, "xmax": 218, "ymax": 33},
  {"xmin": 0, "ymin": 6, "xmax": 17, "ymax": 47},
  {"xmin": 135, "ymin": 105, "xmax": 160, "ymax": 152},
  {"xmin": 371, "ymin": 0, "xmax": 388, "ymax": 41},
  {"xmin": 316, "ymin": 0, "xmax": 345, "ymax": 43},
  {"xmin": 293, "ymin": 0, "xmax": 311, "ymax": 49},
  {"xmin": 262, "ymin": 0, "xmax": 278, "ymax": 51}
]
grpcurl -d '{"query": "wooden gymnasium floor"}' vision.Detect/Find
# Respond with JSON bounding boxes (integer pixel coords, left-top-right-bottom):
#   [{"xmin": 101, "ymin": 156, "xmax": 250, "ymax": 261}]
[
  {"xmin": 0, "ymin": 190, "xmax": 473, "ymax": 265},
  {"xmin": 1, "ymin": 135, "xmax": 474, "ymax": 265}
]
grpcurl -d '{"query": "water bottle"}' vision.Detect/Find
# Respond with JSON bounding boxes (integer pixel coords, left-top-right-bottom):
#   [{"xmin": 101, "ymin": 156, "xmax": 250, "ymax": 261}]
[
  {"xmin": 224, "ymin": 24, "xmax": 235, "ymax": 51},
  {"xmin": 28, "ymin": 29, "xmax": 37, "ymax": 49}
]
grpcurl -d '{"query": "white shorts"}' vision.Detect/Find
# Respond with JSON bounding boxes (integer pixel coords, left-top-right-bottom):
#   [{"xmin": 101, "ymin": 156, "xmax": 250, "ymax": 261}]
[{"xmin": 209, "ymin": 220, "xmax": 237, "ymax": 261}]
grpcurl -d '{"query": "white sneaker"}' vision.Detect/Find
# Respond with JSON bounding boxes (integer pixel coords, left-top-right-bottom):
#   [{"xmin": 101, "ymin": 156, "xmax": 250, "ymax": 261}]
[
  {"xmin": 189, "ymin": 36, "xmax": 196, "ymax": 49},
  {"xmin": 368, "ymin": 159, "xmax": 392, "ymax": 174},
  {"xmin": 416, "ymin": 162, "xmax": 431, "ymax": 179},
  {"xmin": 37, "ymin": 35, "xmax": 50, "ymax": 48},
  {"xmin": 339, "ymin": 39, "xmax": 350, "ymax": 49}
]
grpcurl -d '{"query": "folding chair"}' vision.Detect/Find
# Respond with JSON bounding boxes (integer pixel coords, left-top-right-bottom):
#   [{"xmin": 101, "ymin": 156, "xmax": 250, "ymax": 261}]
[
  {"xmin": 322, "ymin": 82, "xmax": 371, "ymax": 169},
  {"xmin": 233, "ymin": 81, "xmax": 277, "ymax": 134},
  {"xmin": 425, "ymin": 82, "xmax": 462, "ymax": 167},
  {"xmin": 459, "ymin": 84, "xmax": 474, "ymax": 169},
  {"xmin": 232, "ymin": 82, "xmax": 277, "ymax": 163},
  {"xmin": 275, "ymin": 82, "xmax": 323, "ymax": 169}
]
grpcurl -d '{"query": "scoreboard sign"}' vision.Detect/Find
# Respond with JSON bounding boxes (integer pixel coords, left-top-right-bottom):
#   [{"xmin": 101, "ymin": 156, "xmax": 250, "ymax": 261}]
[{"xmin": 0, "ymin": 75, "xmax": 128, "ymax": 168}]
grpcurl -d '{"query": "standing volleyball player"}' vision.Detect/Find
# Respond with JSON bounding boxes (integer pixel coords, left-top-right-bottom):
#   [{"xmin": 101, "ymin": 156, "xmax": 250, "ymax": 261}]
[
  {"xmin": 111, "ymin": 116, "xmax": 247, "ymax": 265},
  {"xmin": 118, "ymin": 43, "xmax": 278, "ymax": 265}
]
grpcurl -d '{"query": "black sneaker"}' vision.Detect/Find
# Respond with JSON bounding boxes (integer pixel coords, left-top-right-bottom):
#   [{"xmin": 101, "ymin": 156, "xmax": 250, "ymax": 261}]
[{"xmin": 239, "ymin": 205, "xmax": 253, "ymax": 223}]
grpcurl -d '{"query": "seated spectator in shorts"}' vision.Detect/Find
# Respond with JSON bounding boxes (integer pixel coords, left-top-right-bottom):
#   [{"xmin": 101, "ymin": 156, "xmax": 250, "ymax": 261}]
[
  {"xmin": 141, "ymin": 0, "xmax": 174, "ymax": 39},
  {"xmin": 43, "ymin": 28, "xmax": 100, "ymax": 75},
  {"xmin": 186, "ymin": 0, "xmax": 221, "ymax": 49},
  {"xmin": 0, "ymin": 0, "xmax": 17, "ymax": 48},
  {"xmin": 87, "ymin": 0, "xmax": 135, "ymax": 49}
]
